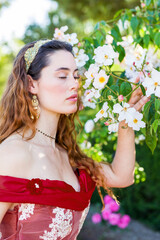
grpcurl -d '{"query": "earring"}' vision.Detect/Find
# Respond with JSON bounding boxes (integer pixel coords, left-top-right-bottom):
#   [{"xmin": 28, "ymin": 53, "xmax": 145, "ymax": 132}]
[{"xmin": 31, "ymin": 95, "xmax": 40, "ymax": 119}]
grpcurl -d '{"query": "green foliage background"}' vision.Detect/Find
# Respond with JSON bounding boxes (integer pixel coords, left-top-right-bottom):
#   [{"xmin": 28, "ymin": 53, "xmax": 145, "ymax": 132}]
[{"xmin": 0, "ymin": 0, "xmax": 160, "ymax": 231}]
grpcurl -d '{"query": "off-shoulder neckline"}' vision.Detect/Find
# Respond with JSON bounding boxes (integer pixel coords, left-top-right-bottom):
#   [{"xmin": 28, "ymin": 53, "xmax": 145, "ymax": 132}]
[{"xmin": 0, "ymin": 168, "xmax": 82, "ymax": 192}]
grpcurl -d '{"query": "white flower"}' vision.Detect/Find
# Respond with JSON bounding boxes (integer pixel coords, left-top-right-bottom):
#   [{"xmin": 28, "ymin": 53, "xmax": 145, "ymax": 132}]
[
  {"xmin": 113, "ymin": 102, "xmax": 136, "ymax": 122},
  {"xmin": 83, "ymin": 79, "xmax": 92, "ymax": 89},
  {"xmin": 117, "ymin": 36, "xmax": 133, "ymax": 48},
  {"xmin": 81, "ymin": 141, "xmax": 92, "ymax": 149},
  {"xmin": 94, "ymin": 102, "xmax": 109, "ymax": 122},
  {"xmin": 84, "ymin": 88, "xmax": 100, "ymax": 101},
  {"xmin": 108, "ymin": 111, "xmax": 116, "ymax": 122},
  {"xmin": 73, "ymin": 47, "xmax": 89, "ymax": 68},
  {"xmin": 83, "ymin": 100, "xmax": 96, "ymax": 109},
  {"xmin": 135, "ymin": 134, "xmax": 145, "ymax": 144},
  {"xmin": 82, "ymin": 90, "xmax": 97, "ymax": 109},
  {"xmin": 84, "ymin": 64, "xmax": 99, "ymax": 81},
  {"xmin": 118, "ymin": 19, "xmax": 130, "ymax": 34},
  {"xmin": 53, "ymin": 26, "xmax": 68, "ymax": 40},
  {"xmin": 127, "ymin": 111, "xmax": 146, "ymax": 131},
  {"xmin": 83, "ymin": 64, "xmax": 99, "ymax": 89},
  {"xmin": 84, "ymin": 120, "xmax": 95, "ymax": 133},
  {"xmin": 64, "ymin": 33, "xmax": 79, "ymax": 46},
  {"xmin": 108, "ymin": 123, "xmax": 119, "ymax": 134},
  {"xmin": 105, "ymin": 34, "xmax": 113, "ymax": 44},
  {"xmin": 93, "ymin": 70, "xmax": 109, "ymax": 89},
  {"xmin": 146, "ymin": 48, "xmax": 160, "ymax": 68},
  {"xmin": 142, "ymin": 69, "xmax": 160, "ymax": 97},
  {"xmin": 93, "ymin": 44, "xmax": 117, "ymax": 66}
]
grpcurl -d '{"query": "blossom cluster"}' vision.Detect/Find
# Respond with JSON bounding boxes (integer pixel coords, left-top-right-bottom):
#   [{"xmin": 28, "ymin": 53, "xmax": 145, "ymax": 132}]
[
  {"xmin": 53, "ymin": 26, "xmax": 89, "ymax": 68},
  {"xmin": 52, "ymin": 26, "xmax": 160, "ymax": 135},
  {"xmin": 91, "ymin": 195, "xmax": 131, "ymax": 229},
  {"xmin": 82, "ymin": 39, "xmax": 160, "ymax": 133}
]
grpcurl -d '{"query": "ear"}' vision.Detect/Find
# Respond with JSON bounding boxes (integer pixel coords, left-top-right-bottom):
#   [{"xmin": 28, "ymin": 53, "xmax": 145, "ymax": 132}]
[{"xmin": 28, "ymin": 75, "xmax": 39, "ymax": 94}]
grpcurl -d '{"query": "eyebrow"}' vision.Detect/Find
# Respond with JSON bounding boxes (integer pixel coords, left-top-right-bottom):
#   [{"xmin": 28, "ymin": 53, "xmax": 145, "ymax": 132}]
[{"xmin": 55, "ymin": 67, "xmax": 78, "ymax": 72}]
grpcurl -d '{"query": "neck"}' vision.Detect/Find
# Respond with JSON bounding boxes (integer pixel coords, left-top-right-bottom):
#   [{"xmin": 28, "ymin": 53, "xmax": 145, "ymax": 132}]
[{"xmin": 34, "ymin": 109, "xmax": 60, "ymax": 149}]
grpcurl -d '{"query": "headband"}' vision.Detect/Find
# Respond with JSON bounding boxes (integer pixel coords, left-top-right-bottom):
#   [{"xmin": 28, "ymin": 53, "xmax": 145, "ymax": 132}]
[{"xmin": 24, "ymin": 39, "xmax": 50, "ymax": 72}]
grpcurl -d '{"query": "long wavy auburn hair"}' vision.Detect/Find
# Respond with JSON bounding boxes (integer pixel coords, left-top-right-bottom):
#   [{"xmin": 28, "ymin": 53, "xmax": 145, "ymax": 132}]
[{"xmin": 0, "ymin": 40, "xmax": 115, "ymax": 211}]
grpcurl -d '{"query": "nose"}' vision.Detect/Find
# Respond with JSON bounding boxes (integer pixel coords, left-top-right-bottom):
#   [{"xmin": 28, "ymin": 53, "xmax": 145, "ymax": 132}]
[{"xmin": 69, "ymin": 76, "xmax": 79, "ymax": 91}]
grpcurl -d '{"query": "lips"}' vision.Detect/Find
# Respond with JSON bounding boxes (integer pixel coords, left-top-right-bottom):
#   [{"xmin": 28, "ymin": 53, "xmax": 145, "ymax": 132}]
[{"xmin": 67, "ymin": 94, "xmax": 78, "ymax": 100}]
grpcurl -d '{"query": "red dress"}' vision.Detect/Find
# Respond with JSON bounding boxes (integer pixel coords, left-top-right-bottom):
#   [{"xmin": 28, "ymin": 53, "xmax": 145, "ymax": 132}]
[{"xmin": 0, "ymin": 168, "xmax": 96, "ymax": 240}]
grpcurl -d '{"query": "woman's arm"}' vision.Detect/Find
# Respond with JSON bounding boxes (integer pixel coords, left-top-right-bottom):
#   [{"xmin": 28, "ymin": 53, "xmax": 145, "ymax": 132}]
[
  {"xmin": 100, "ymin": 78, "xmax": 150, "ymax": 188},
  {"xmin": 0, "ymin": 138, "xmax": 30, "ymax": 222}
]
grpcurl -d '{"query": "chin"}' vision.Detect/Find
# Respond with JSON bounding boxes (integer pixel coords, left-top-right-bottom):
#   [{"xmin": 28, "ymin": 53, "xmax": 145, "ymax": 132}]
[{"xmin": 66, "ymin": 106, "xmax": 78, "ymax": 114}]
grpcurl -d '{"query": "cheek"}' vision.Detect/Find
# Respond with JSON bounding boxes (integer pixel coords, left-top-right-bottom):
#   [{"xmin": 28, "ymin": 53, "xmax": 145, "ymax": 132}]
[
  {"xmin": 38, "ymin": 81, "xmax": 67, "ymax": 108},
  {"xmin": 40, "ymin": 80, "xmax": 67, "ymax": 96},
  {"xmin": 44, "ymin": 83, "xmax": 66, "ymax": 95}
]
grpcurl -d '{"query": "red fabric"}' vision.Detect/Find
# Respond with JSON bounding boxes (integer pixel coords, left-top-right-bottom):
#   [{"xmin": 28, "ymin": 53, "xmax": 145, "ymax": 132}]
[
  {"xmin": 0, "ymin": 169, "xmax": 96, "ymax": 211},
  {"xmin": 0, "ymin": 203, "xmax": 90, "ymax": 240}
]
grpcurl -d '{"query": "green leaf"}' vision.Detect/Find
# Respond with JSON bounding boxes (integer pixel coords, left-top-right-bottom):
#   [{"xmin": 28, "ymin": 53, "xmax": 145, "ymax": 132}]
[
  {"xmin": 146, "ymin": 0, "xmax": 152, "ymax": 6},
  {"xmin": 131, "ymin": 16, "xmax": 139, "ymax": 32},
  {"xmin": 107, "ymin": 85, "xmax": 119, "ymax": 98},
  {"xmin": 151, "ymin": 119, "xmax": 160, "ymax": 133},
  {"xmin": 146, "ymin": 126, "xmax": 157, "ymax": 154},
  {"xmin": 120, "ymin": 82, "xmax": 132, "ymax": 96},
  {"xmin": 154, "ymin": 32, "xmax": 160, "ymax": 47},
  {"xmin": 143, "ymin": 34, "xmax": 150, "ymax": 48},
  {"xmin": 155, "ymin": 98, "xmax": 160, "ymax": 111},
  {"xmin": 140, "ymin": 85, "xmax": 146, "ymax": 96},
  {"xmin": 117, "ymin": 45, "xmax": 125, "ymax": 62},
  {"xmin": 113, "ymin": 9, "xmax": 123, "ymax": 19},
  {"xmin": 111, "ymin": 25, "xmax": 122, "ymax": 42},
  {"xmin": 143, "ymin": 101, "xmax": 152, "ymax": 122},
  {"xmin": 94, "ymin": 22, "xmax": 100, "ymax": 30},
  {"xmin": 100, "ymin": 20, "xmax": 106, "ymax": 26},
  {"xmin": 107, "ymin": 75, "xmax": 114, "ymax": 87}
]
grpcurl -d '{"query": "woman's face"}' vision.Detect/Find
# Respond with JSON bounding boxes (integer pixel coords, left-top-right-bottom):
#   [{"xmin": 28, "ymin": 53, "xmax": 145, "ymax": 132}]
[{"xmin": 36, "ymin": 50, "xmax": 79, "ymax": 115}]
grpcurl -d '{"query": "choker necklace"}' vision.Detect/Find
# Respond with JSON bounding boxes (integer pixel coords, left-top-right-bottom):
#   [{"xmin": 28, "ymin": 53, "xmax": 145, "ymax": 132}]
[{"xmin": 36, "ymin": 128, "xmax": 56, "ymax": 140}]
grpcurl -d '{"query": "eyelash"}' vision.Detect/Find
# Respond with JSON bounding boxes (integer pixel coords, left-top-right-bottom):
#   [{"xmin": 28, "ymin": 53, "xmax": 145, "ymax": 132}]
[{"xmin": 58, "ymin": 76, "xmax": 80, "ymax": 80}]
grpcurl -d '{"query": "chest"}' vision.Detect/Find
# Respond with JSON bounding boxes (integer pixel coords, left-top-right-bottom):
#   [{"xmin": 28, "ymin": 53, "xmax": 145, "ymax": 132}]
[{"xmin": 26, "ymin": 145, "xmax": 80, "ymax": 192}]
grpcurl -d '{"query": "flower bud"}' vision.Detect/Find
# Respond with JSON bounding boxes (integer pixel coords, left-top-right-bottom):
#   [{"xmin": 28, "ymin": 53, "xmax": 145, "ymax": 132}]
[
  {"xmin": 118, "ymin": 95, "xmax": 124, "ymax": 102},
  {"xmin": 141, "ymin": 3, "xmax": 146, "ymax": 8}
]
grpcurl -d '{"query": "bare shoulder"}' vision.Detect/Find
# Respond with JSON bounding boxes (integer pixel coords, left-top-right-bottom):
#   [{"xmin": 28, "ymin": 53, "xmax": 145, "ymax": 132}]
[{"xmin": 0, "ymin": 134, "xmax": 31, "ymax": 177}]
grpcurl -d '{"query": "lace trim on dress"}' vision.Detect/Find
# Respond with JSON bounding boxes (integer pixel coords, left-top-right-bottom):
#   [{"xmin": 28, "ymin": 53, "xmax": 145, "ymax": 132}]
[
  {"xmin": 39, "ymin": 207, "xmax": 73, "ymax": 240},
  {"xmin": 78, "ymin": 202, "xmax": 90, "ymax": 234},
  {"xmin": 18, "ymin": 203, "xmax": 35, "ymax": 220}
]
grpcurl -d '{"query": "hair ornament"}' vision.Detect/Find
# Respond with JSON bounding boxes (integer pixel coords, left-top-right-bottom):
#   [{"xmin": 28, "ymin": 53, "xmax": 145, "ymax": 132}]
[{"xmin": 24, "ymin": 39, "xmax": 51, "ymax": 72}]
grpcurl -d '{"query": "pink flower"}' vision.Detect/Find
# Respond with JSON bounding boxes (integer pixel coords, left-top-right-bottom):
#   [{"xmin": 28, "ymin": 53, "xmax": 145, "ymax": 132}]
[
  {"xmin": 109, "ymin": 200, "xmax": 120, "ymax": 212},
  {"xmin": 108, "ymin": 213, "xmax": 121, "ymax": 225},
  {"xmin": 91, "ymin": 213, "xmax": 102, "ymax": 224},
  {"xmin": 141, "ymin": 3, "xmax": 146, "ymax": 8},
  {"xmin": 104, "ymin": 195, "xmax": 113, "ymax": 205},
  {"xmin": 104, "ymin": 121, "xmax": 109, "ymax": 126},
  {"xmin": 102, "ymin": 208, "xmax": 111, "ymax": 220},
  {"xmin": 118, "ymin": 95, "xmax": 124, "ymax": 102},
  {"xmin": 117, "ymin": 215, "xmax": 131, "ymax": 229}
]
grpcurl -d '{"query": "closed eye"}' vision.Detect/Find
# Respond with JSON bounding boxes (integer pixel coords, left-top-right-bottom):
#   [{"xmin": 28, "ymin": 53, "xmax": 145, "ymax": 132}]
[
  {"xmin": 58, "ymin": 77, "xmax": 67, "ymax": 79},
  {"xmin": 58, "ymin": 76, "xmax": 80, "ymax": 79}
]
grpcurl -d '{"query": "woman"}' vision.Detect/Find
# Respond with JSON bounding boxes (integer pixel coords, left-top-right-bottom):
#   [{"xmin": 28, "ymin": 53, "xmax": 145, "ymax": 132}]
[{"xmin": 0, "ymin": 39, "xmax": 149, "ymax": 239}]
